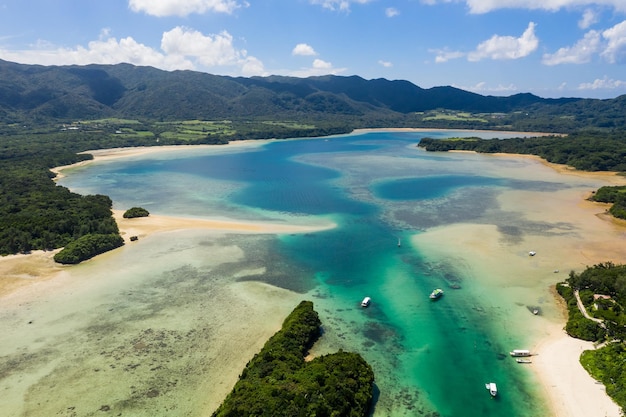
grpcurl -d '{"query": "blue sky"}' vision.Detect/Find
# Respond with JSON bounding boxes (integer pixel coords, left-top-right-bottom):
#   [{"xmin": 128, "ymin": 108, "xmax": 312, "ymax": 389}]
[{"xmin": 1, "ymin": 0, "xmax": 626, "ymax": 99}]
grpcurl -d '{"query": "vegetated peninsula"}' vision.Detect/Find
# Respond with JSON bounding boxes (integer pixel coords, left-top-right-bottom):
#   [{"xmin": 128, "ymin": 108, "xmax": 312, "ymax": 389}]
[
  {"xmin": 556, "ymin": 263, "xmax": 626, "ymax": 413},
  {"xmin": 212, "ymin": 300, "xmax": 375, "ymax": 417},
  {"xmin": 418, "ymin": 135, "xmax": 626, "ymax": 220}
]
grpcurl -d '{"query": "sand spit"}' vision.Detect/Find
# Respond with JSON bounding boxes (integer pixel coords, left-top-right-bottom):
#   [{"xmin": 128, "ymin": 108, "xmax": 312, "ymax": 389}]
[{"xmin": 113, "ymin": 210, "xmax": 335, "ymax": 244}]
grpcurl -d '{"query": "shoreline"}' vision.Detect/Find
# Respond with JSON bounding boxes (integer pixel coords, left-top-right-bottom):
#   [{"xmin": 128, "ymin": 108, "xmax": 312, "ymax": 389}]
[
  {"xmin": 50, "ymin": 140, "xmax": 272, "ymax": 180},
  {"xmin": 351, "ymin": 127, "xmax": 561, "ymax": 137}
]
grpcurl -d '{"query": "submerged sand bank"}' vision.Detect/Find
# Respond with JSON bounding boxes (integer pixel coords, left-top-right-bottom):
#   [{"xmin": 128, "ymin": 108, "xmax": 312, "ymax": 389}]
[{"xmin": 0, "ymin": 230, "xmax": 304, "ymax": 417}]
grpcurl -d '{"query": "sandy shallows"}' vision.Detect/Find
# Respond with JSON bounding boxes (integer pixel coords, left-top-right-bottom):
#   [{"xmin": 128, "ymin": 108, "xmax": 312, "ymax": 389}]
[{"xmin": 0, "ymin": 230, "xmax": 305, "ymax": 417}]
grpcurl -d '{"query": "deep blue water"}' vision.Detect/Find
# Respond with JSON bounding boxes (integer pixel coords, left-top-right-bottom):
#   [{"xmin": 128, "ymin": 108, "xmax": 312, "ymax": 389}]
[{"xmin": 59, "ymin": 131, "xmax": 554, "ymax": 416}]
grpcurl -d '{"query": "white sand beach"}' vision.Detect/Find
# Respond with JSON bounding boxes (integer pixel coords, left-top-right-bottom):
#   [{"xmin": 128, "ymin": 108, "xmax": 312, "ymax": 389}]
[
  {"xmin": 112, "ymin": 209, "xmax": 335, "ymax": 243},
  {"xmin": 533, "ymin": 325, "xmax": 621, "ymax": 417}
]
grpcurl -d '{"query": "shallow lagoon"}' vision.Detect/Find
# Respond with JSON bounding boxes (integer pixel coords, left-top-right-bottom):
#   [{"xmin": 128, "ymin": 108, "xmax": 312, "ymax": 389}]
[{"xmin": 2, "ymin": 130, "xmax": 616, "ymax": 416}]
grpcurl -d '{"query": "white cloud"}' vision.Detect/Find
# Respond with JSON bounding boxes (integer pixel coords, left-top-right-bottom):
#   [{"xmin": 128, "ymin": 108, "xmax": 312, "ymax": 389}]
[
  {"xmin": 128, "ymin": 0, "xmax": 244, "ymax": 17},
  {"xmin": 421, "ymin": 0, "xmax": 626, "ymax": 14},
  {"xmin": 386, "ymin": 7, "xmax": 399, "ymax": 17},
  {"xmin": 378, "ymin": 60, "xmax": 393, "ymax": 67},
  {"xmin": 601, "ymin": 20, "xmax": 626, "ymax": 63},
  {"xmin": 313, "ymin": 58, "xmax": 333, "ymax": 69},
  {"xmin": 578, "ymin": 75, "xmax": 626, "ymax": 90},
  {"xmin": 0, "ymin": 36, "xmax": 187, "ymax": 69},
  {"xmin": 0, "ymin": 27, "xmax": 265, "ymax": 76},
  {"xmin": 292, "ymin": 43, "xmax": 317, "ymax": 56},
  {"xmin": 240, "ymin": 56, "xmax": 265, "ymax": 76},
  {"xmin": 541, "ymin": 20, "xmax": 626, "ymax": 65},
  {"xmin": 433, "ymin": 23, "xmax": 538, "ymax": 62},
  {"xmin": 542, "ymin": 30, "xmax": 601, "ymax": 65},
  {"xmin": 280, "ymin": 57, "xmax": 347, "ymax": 77},
  {"xmin": 432, "ymin": 49, "xmax": 465, "ymax": 63},
  {"xmin": 579, "ymin": 8, "xmax": 599, "ymax": 29},
  {"xmin": 162, "ymin": 27, "xmax": 242, "ymax": 67},
  {"xmin": 453, "ymin": 81, "xmax": 519, "ymax": 94},
  {"xmin": 309, "ymin": 0, "xmax": 373, "ymax": 12},
  {"xmin": 467, "ymin": 22, "xmax": 538, "ymax": 61}
]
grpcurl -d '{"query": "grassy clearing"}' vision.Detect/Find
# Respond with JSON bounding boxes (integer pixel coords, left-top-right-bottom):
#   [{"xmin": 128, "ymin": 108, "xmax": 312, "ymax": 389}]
[
  {"xmin": 422, "ymin": 110, "xmax": 489, "ymax": 123},
  {"xmin": 157, "ymin": 120, "xmax": 236, "ymax": 141},
  {"xmin": 261, "ymin": 121, "xmax": 316, "ymax": 129}
]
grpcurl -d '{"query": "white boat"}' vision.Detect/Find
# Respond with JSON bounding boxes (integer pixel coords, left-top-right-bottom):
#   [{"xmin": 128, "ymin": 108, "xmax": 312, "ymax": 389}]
[
  {"xmin": 529, "ymin": 251, "xmax": 536, "ymax": 256},
  {"xmin": 485, "ymin": 382, "xmax": 497, "ymax": 397},
  {"xmin": 516, "ymin": 359, "xmax": 532, "ymax": 364},
  {"xmin": 510, "ymin": 349, "xmax": 531, "ymax": 357},
  {"xmin": 429, "ymin": 288, "xmax": 444, "ymax": 300},
  {"xmin": 361, "ymin": 297, "xmax": 371, "ymax": 307},
  {"xmin": 397, "ymin": 238, "xmax": 401, "ymax": 247}
]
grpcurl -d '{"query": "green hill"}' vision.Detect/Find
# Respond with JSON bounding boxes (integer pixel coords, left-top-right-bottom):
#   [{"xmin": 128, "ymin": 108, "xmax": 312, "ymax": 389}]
[{"xmin": 5, "ymin": 58, "xmax": 625, "ymax": 132}]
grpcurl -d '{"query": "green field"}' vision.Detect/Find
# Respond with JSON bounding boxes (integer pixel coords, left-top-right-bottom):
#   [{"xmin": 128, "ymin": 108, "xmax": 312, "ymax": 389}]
[{"xmin": 421, "ymin": 110, "xmax": 489, "ymax": 123}]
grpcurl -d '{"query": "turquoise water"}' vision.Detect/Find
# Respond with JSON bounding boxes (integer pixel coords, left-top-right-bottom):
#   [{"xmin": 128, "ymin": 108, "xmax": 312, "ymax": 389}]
[{"xmin": 58, "ymin": 130, "xmax": 567, "ymax": 416}]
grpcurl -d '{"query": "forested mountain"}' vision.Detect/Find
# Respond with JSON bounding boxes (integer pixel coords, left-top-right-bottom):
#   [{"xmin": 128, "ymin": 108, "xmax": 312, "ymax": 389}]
[{"xmin": 2, "ymin": 58, "xmax": 620, "ymax": 129}]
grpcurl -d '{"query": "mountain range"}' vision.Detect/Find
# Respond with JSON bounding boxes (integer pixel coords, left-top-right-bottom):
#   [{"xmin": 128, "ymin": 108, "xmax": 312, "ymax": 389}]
[{"xmin": 1, "ymin": 58, "xmax": 625, "ymax": 129}]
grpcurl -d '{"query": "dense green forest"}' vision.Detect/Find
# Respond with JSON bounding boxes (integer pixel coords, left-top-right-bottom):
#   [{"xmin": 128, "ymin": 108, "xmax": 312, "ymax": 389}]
[
  {"xmin": 212, "ymin": 301, "xmax": 375, "ymax": 417},
  {"xmin": 556, "ymin": 283, "xmax": 607, "ymax": 342},
  {"xmin": 557, "ymin": 263, "xmax": 626, "ymax": 413},
  {"xmin": 418, "ymin": 131, "xmax": 626, "ymax": 172},
  {"xmin": 0, "ymin": 164, "xmax": 119, "ymax": 255},
  {"xmin": 591, "ymin": 185, "xmax": 626, "ymax": 220},
  {"xmin": 53, "ymin": 233, "xmax": 125, "ymax": 264}
]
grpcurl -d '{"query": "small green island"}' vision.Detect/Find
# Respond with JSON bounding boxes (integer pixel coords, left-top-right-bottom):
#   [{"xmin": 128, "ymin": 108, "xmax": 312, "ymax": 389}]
[
  {"xmin": 123, "ymin": 206, "xmax": 150, "ymax": 218},
  {"xmin": 212, "ymin": 300, "xmax": 375, "ymax": 417}
]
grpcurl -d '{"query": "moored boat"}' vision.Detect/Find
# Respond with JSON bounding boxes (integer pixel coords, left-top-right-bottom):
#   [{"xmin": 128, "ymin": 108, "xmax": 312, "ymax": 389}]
[
  {"xmin": 516, "ymin": 358, "xmax": 532, "ymax": 364},
  {"xmin": 361, "ymin": 297, "xmax": 371, "ymax": 307},
  {"xmin": 429, "ymin": 288, "xmax": 444, "ymax": 300},
  {"xmin": 485, "ymin": 382, "xmax": 497, "ymax": 397},
  {"xmin": 509, "ymin": 349, "xmax": 531, "ymax": 357}
]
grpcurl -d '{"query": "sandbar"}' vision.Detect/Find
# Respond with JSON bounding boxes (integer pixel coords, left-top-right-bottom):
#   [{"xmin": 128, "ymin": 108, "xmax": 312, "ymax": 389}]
[{"xmin": 112, "ymin": 209, "xmax": 335, "ymax": 244}]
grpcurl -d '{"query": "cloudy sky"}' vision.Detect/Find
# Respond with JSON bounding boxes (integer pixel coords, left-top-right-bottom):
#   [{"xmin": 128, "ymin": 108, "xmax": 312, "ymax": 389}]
[{"xmin": 1, "ymin": 0, "xmax": 626, "ymax": 99}]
